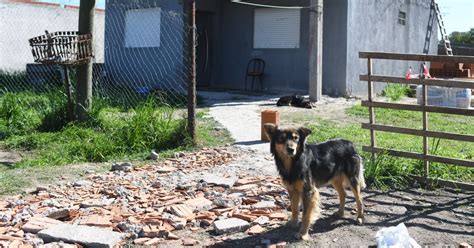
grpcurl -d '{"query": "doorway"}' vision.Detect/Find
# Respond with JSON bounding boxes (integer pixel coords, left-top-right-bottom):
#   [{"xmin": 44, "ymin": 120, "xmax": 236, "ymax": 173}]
[{"xmin": 196, "ymin": 12, "xmax": 214, "ymax": 87}]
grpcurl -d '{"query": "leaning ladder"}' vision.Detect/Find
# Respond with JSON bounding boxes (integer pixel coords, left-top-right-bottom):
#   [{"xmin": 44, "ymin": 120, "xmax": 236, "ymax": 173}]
[{"xmin": 432, "ymin": 0, "xmax": 453, "ymax": 56}]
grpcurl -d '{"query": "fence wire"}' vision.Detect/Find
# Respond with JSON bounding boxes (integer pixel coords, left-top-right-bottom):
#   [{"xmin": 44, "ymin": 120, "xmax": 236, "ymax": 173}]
[{"xmin": 0, "ymin": 0, "xmax": 192, "ymax": 110}]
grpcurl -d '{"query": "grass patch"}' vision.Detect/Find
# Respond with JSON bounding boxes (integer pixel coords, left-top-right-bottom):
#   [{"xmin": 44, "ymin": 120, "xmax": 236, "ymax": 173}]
[
  {"xmin": 0, "ymin": 91, "xmax": 231, "ymax": 196},
  {"xmin": 381, "ymin": 84, "xmax": 411, "ymax": 101},
  {"xmin": 285, "ymin": 104, "xmax": 474, "ymax": 188}
]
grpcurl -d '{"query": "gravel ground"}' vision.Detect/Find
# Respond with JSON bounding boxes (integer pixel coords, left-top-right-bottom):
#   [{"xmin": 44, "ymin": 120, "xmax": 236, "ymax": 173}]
[{"xmin": 199, "ymin": 90, "xmax": 474, "ymax": 247}]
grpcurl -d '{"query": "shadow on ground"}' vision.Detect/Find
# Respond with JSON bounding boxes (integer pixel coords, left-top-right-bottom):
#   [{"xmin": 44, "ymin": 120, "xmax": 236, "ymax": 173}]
[{"xmin": 209, "ymin": 188, "xmax": 474, "ymax": 247}]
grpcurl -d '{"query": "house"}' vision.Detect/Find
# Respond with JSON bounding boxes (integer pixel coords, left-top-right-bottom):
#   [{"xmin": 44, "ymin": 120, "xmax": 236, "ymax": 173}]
[
  {"xmin": 104, "ymin": 0, "xmax": 438, "ymax": 97},
  {"xmin": 0, "ymin": 0, "xmax": 105, "ymax": 72}
]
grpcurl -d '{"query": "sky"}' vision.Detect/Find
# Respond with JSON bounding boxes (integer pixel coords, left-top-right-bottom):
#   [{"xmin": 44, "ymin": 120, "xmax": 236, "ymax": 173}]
[{"xmin": 436, "ymin": 0, "xmax": 473, "ymax": 34}]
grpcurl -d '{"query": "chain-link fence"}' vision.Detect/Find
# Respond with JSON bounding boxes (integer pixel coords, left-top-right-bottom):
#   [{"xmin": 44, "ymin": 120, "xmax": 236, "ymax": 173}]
[{"xmin": 0, "ymin": 0, "xmax": 192, "ymax": 110}]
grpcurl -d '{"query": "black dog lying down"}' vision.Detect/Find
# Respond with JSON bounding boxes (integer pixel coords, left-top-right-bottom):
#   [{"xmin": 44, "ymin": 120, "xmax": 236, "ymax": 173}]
[
  {"xmin": 264, "ymin": 123, "xmax": 365, "ymax": 240},
  {"xmin": 276, "ymin": 95, "xmax": 312, "ymax": 109}
]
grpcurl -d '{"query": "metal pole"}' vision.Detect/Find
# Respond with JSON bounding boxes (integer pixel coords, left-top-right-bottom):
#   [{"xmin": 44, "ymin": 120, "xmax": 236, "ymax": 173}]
[
  {"xmin": 186, "ymin": 0, "xmax": 197, "ymax": 145},
  {"xmin": 309, "ymin": 0, "xmax": 323, "ymax": 102},
  {"xmin": 76, "ymin": 0, "xmax": 95, "ymax": 121}
]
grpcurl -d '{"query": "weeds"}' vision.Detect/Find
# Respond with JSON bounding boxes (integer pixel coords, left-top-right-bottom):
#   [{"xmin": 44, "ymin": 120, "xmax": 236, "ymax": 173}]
[{"xmin": 381, "ymin": 84, "xmax": 411, "ymax": 101}]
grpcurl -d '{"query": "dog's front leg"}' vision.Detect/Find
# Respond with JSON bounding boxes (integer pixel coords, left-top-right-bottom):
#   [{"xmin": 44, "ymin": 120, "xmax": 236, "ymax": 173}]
[
  {"xmin": 296, "ymin": 186, "xmax": 320, "ymax": 241},
  {"xmin": 288, "ymin": 188, "xmax": 300, "ymax": 228}
]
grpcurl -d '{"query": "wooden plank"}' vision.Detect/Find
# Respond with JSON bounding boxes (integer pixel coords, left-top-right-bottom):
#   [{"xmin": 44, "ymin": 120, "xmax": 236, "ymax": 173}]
[
  {"xmin": 412, "ymin": 175, "xmax": 474, "ymax": 191},
  {"xmin": 361, "ymin": 123, "xmax": 474, "ymax": 142},
  {"xmin": 363, "ymin": 146, "xmax": 474, "ymax": 168},
  {"xmin": 359, "ymin": 52, "xmax": 474, "ymax": 64},
  {"xmin": 363, "ymin": 146, "xmax": 423, "ymax": 160},
  {"xmin": 421, "ymin": 77, "xmax": 429, "ymax": 178},
  {"xmin": 359, "ymin": 75, "xmax": 474, "ymax": 89},
  {"xmin": 361, "ymin": 101, "xmax": 474, "ymax": 116},
  {"xmin": 367, "ymin": 58, "xmax": 376, "ymax": 153}
]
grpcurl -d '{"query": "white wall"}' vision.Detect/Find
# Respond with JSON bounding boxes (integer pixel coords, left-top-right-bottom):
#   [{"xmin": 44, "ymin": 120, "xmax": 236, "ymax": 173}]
[{"xmin": 0, "ymin": 1, "xmax": 105, "ymax": 72}]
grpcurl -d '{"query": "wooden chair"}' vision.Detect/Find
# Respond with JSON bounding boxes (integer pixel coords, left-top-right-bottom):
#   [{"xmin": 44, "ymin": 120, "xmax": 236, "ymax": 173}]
[{"xmin": 245, "ymin": 58, "xmax": 265, "ymax": 90}]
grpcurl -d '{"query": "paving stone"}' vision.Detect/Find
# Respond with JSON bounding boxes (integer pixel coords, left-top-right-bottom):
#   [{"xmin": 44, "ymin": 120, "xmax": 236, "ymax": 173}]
[
  {"xmin": 202, "ymin": 174, "xmax": 236, "ymax": 188},
  {"xmin": 213, "ymin": 218, "xmax": 250, "ymax": 234},
  {"xmin": 22, "ymin": 217, "xmax": 62, "ymax": 234},
  {"xmin": 38, "ymin": 224, "xmax": 123, "ymax": 248}
]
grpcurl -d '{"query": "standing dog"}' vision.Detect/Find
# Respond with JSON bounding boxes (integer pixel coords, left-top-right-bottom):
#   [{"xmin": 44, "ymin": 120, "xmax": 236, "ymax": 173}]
[{"xmin": 264, "ymin": 124, "xmax": 365, "ymax": 240}]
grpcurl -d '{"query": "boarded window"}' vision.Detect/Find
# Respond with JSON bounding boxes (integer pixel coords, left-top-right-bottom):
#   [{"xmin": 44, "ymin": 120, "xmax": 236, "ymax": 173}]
[
  {"xmin": 398, "ymin": 11, "xmax": 406, "ymax": 25},
  {"xmin": 253, "ymin": 8, "xmax": 301, "ymax": 49},
  {"xmin": 124, "ymin": 8, "xmax": 161, "ymax": 48}
]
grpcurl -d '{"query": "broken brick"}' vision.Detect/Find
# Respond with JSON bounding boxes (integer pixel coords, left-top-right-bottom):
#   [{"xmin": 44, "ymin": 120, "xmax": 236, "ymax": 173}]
[
  {"xmin": 269, "ymin": 212, "xmax": 288, "ymax": 221},
  {"xmin": 79, "ymin": 215, "xmax": 112, "ymax": 227},
  {"xmin": 183, "ymin": 197, "xmax": 213, "ymax": 211},
  {"xmin": 133, "ymin": 237, "xmax": 150, "ymax": 245},
  {"xmin": 169, "ymin": 204, "xmax": 194, "ymax": 219},
  {"xmin": 232, "ymin": 213, "xmax": 256, "ymax": 222},
  {"xmin": 247, "ymin": 224, "xmax": 265, "ymax": 235},
  {"xmin": 182, "ymin": 238, "xmax": 199, "ymax": 246}
]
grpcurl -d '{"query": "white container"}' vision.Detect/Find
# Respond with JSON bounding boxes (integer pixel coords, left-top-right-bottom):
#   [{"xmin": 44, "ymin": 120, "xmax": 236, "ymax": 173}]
[{"xmin": 416, "ymin": 86, "xmax": 471, "ymax": 109}]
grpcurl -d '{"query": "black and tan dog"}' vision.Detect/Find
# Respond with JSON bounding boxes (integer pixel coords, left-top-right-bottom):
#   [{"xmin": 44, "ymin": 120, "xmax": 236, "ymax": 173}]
[{"xmin": 264, "ymin": 124, "xmax": 365, "ymax": 240}]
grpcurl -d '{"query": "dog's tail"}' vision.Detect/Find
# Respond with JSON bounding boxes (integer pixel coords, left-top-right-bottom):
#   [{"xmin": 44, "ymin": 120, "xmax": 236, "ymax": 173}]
[{"xmin": 356, "ymin": 155, "xmax": 366, "ymax": 189}]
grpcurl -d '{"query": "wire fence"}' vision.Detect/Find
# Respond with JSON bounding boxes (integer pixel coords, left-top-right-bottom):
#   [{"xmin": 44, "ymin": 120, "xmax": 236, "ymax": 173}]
[{"xmin": 0, "ymin": 0, "xmax": 192, "ymax": 110}]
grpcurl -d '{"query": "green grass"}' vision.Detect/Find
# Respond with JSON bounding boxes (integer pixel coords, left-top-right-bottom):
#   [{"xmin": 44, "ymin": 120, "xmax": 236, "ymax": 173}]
[
  {"xmin": 381, "ymin": 84, "xmax": 412, "ymax": 101},
  {"xmin": 0, "ymin": 92, "xmax": 231, "ymax": 196},
  {"xmin": 303, "ymin": 104, "xmax": 474, "ymax": 189}
]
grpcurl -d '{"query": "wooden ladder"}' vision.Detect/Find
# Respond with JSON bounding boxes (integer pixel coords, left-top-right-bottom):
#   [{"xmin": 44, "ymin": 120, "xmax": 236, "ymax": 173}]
[{"xmin": 432, "ymin": 0, "xmax": 453, "ymax": 56}]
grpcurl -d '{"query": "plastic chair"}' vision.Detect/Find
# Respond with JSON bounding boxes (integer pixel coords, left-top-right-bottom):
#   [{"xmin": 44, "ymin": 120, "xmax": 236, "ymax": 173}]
[{"xmin": 245, "ymin": 58, "xmax": 265, "ymax": 90}]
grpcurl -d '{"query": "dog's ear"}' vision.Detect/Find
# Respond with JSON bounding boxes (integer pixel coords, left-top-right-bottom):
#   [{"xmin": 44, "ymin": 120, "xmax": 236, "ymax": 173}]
[
  {"xmin": 298, "ymin": 127, "xmax": 312, "ymax": 139},
  {"xmin": 264, "ymin": 123, "xmax": 277, "ymax": 139}
]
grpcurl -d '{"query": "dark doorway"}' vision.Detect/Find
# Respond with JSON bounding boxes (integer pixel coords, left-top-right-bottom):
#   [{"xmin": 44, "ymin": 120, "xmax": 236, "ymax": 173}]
[{"xmin": 196, "ymin": 12, "xmax": 213, "ymax": 87}]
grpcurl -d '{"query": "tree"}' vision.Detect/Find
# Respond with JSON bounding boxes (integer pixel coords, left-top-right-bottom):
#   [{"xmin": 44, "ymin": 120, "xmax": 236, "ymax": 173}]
[{"xmin": 449, "ymin": 28, "xmax": 474, "ymax": 45}]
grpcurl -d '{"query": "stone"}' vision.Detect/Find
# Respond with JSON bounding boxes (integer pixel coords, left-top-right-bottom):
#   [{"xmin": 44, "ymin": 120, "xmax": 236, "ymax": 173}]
[
  {"xmin": 73, "ymin": 180, "xmax": 93, "ymax": 187},
  {"xmin": 213, "ymin": 197, "xmax": 240, "ymax": 208},
  {"xmin": 38, "ymin": 224, "xmax": 123, "ymax": 248},
  {"xmin": 253, "ymin": 216, "xmax": 270, "ymax": 225},
  {"xmin": 147, "ymin": 150, "xmax": 159, "ymax": 160},
  {"xmin": 0, "ymin": 212, "xmax": 11, "ymax": 223},
  {"xmin": 111, "ymin": 162, "xmax": 133, "ymax": 172},
  {"xmin": 45, "ymin": 208, "xmax": 70, "ymax": 220},
  {"xmin": 22, "ymin": 217, "xmax": 62, "ymax": 234},
  {"xmin": 213, "ymin": 218, "xmax": 250, "ymax": 234},
  {"xmin": 117, "ymin": 222, "xmax": 143, "ymax": 238},
  {"xmin": 202, "ymin": 174, "xmax": 236, "ymax": 188},
  {"xmin": 252, "ymin": 201, "xmax": 275, "ymax": 209},
  {"xmin": 183, "ymin": 197, "xmax": 213, "ymax": 211}
]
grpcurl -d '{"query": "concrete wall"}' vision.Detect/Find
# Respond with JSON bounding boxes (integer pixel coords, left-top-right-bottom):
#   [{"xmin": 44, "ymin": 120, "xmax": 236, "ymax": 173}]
[
  {"xmin": 0, "ymin": 1, "xmax": 105, "ymax": 72},
  {"xmin": 346, "ymin": 0, "xmax": 438, "ymax": 96},
  {"xmin": 214, "ymin": 0, "xmax": 310, "ymax": 93},
  {"xmin": 104, "ymin": 0, "xmax": 186, "ymax": 92}
]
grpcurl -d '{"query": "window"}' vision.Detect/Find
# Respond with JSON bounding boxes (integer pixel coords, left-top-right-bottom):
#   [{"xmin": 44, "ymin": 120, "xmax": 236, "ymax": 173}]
[
  {"xmin": 124, "ymin": 8, "xmax": 161, "ymax": 48},
  {"xmin": 253, "ymin": 8, "xmax": 301, "ymax": 49},
  {"xmin": 398, "ymin": 11, "xmax": 406, "ymax": 25}
]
